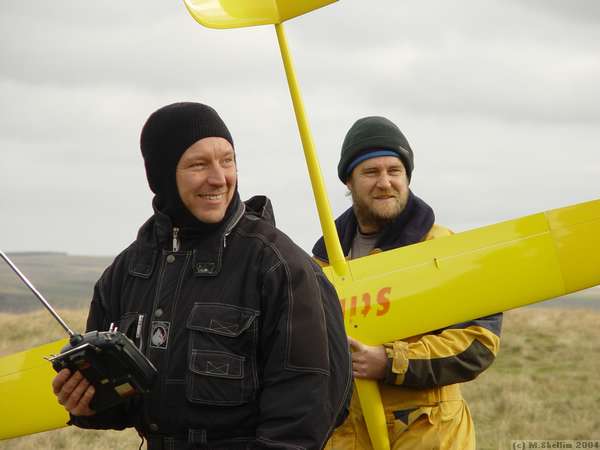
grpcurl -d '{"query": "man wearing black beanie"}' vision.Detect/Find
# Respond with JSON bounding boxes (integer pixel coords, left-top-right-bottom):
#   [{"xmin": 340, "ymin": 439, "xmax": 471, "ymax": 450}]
[
  {"xmin": 52, "ymin": 102, "xmax": 351, "ymax": 450},
  {"xmin": 313, "ymin": 116, "xmax": 502, "ymax": 450}
]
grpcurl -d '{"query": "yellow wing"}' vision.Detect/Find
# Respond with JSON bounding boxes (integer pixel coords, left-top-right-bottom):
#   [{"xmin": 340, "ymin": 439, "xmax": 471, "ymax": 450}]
[{"xmin": 0, "ymin": 339, "xmax": 69, "ymax": 440}]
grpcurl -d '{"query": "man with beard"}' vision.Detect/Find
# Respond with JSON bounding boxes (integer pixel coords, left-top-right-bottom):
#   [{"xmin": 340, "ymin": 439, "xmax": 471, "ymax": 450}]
[
  {"xmin": 312, "ymin": 116, "xmax": 502, "ymax": 450},
  {"xmin": 52, "ymin": 102, "xmax": 352, "ymax": 450}
]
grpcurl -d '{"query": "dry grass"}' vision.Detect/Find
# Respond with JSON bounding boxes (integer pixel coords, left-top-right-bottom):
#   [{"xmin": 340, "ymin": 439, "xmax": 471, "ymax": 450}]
[
  {"xmin": 2, "ymin": 307, "xmax": 600, "ymax": 449},
  {"xmin": 1, "ymin": 428, "xmax": 141, "ymax": 450},
  {"xmin": 0, "ymin": 309, "xmax": 89, "ymax": 356},
  {"xmin": 463, "ymin": 307, "xmax": 600, "ymax": 449}
]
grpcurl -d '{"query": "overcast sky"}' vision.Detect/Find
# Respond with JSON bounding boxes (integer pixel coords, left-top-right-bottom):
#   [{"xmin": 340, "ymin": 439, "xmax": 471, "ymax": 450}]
[{"xmin": 1, "ymin": 0, "xmax": 599, "ymax": 256}]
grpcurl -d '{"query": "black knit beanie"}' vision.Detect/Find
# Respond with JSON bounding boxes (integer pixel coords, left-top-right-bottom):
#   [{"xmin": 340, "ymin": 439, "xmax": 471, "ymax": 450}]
[
  {"xmin": 141, "ymin": 102, "xmax": 233, "ymax": 195},
  {"xmin": 140, "ymin": 102, "xmax": 235, "ymax": 227},
  {"xmin": 337, "ymin": 116, "xmax": 414, "ymax": 183}
]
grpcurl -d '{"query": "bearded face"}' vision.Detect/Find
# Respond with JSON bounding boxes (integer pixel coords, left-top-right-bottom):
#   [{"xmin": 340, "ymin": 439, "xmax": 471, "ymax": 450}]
[{"xmin": 346, "ymin": 156, "xmax": 409, "ymax": 234}]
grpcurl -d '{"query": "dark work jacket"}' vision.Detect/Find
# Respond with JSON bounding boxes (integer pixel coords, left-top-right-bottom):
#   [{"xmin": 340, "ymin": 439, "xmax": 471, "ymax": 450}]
[{"xmin": 72, "ymin": 196, "xmax": 352, "ymax": 450}]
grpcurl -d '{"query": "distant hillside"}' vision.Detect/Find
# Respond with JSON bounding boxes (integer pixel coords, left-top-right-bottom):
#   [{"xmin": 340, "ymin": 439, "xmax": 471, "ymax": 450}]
[
  {"xmin": 528, "ymin": 284, "xmax": 600, "ymax": 310},
  {"xmin": 0, "ymin": 253, "xmax": 112, "ymax": 313}
]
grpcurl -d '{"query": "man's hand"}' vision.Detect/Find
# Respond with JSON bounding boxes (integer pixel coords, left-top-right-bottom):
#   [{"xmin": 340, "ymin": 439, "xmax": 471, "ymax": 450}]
[
  {"xmin": 348, "ymin": 337, "xmax": 388, "ymax": 380},
  {"xmin": 52, "ymin": 369, "xmax": 96, "ymax": 416}
]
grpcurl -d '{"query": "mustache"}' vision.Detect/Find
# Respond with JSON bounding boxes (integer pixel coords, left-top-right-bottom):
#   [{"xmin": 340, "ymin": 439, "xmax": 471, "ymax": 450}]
[{"xmin": 372, "ymin": 190, "xmax": 399, "ymax": 197}]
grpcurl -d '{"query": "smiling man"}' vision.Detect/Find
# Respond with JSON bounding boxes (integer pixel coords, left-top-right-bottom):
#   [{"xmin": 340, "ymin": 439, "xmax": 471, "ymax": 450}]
[
  {"xmin": 312, "ymin": 116, "xmax": 502, "ymax": 450},
  {"xmin": 175, "ymin": 136, "xmax": 237, "ymax": 224},
  {"xmin": 51, "ymin": 102, "xmax": 351, "ymax": 449}
]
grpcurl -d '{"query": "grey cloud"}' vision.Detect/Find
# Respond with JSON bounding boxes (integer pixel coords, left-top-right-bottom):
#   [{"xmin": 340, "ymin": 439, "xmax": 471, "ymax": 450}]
[
  {"xmin": 285, "ymin": 1, "xmax": 600, "ymax": 124},
  {"xmin": 294, "ymin": 0, "xmax": 600, "ymax": 48},
  {"xmin": 368, "ymin": 50, "xmax": 600, "ymax": 124},
  {"xmin": 1, "ymin": 3, "xmax": 280, "ymax": 91},
  {"xmin": 509, "ymin": 0, "xmax": 600, "ymax": 25},
  {"xmin": 0, "ymin": 1, "xmax": 166, "ymax": 28},
  {"xmin": 4, "ymin": 0, "xmax": 599, "ymax": 126},
  {"xmin": 291, "ymin": 48, "xmax": 600, "ymax": 125}
]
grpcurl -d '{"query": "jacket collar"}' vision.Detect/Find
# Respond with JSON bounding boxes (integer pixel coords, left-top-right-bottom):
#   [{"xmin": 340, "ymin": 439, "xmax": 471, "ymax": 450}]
[
  {"xmin": 312, "ymin": 190, "xmax": 435, "ymax": 262},
  {"xmin": 132, "ymin": 194, "xmax": 246, "ymax": 277},
  {"xmin": 243, "ymin": 195, "xmax": 276, "ymax": 225}
]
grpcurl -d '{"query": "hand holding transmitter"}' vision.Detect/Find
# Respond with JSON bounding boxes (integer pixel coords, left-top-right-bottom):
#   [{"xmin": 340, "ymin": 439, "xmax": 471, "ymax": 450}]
[{"xmin": 0, "ymin": 250, "xmax": 157, "ymax": 413}]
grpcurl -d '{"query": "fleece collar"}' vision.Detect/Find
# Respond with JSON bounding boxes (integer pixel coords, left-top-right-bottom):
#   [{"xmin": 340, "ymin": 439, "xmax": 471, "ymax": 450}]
[{"xmin": 312, "ymin": 190, "xmax": 435, "ymax": 262}]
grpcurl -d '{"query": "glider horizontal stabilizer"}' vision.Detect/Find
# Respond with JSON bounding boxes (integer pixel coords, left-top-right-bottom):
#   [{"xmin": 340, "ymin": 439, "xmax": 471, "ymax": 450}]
[{"xmin": 184, "ymin": 0, "xmax": 337, "ymax": 29}]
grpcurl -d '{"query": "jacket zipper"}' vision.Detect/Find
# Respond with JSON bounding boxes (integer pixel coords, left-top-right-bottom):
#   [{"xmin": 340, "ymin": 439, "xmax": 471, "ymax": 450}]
[
  {"xmin": 223, "ymin": 203, "xmax": 246, "ymax": 249},
  {"xmin": 172, "ymin": 227, "xmax": 180, "ymax": 252}
]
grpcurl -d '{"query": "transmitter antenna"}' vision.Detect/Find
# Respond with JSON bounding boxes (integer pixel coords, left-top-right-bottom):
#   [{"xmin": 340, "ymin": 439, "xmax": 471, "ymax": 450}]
[{"xmin": 0, "ymin": 250, "xmax": 76, "ymax": 337}]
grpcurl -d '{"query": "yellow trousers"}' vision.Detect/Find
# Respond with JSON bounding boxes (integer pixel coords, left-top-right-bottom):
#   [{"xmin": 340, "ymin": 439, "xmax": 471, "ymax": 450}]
[{"xmin": 325, "ymin": 399, "xmax": 475, "ymax": 450}]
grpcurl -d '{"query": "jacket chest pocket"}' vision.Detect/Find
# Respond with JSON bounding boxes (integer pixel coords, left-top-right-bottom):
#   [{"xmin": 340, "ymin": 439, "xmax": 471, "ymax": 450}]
[{"xmin": 185, "ymin": 302, "xmax": 260, "ymax": 406}]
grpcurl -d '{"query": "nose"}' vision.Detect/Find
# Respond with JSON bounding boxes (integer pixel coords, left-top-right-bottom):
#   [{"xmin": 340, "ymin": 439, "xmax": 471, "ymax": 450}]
[
  {"xmin": 206, "ymin": 164, "xmax": 226, "ymax": 186},
  {"xmin": 375, "ymin": 173, "xmax": 392, "ymax": 189}
]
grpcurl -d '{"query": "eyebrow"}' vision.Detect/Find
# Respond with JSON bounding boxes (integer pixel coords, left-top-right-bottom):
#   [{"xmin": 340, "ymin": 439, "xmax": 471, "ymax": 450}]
[
  {"xmin": 184, "ymin": 149, "xmax": 234, "ymax": 162},
  {"xmin": 362, "ymin": 163, "xmax": 403, "ymax": 171},
  {"xmin": 184, "ymin": 155, "xmax": 207, "ymax": 163}
]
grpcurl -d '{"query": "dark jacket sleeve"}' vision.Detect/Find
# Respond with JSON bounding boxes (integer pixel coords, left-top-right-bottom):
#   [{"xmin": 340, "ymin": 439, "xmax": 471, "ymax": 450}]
[
  {"xmin": 255, "ymin": 255, "xmax": 351, "ymax": 449},
  {"xmin": 383, "ymin": 313, "xmax": 503, "ymax": 388},
  {"xmin": 69, "ymin": 263, "xmax": 137, "ymax": 431}
]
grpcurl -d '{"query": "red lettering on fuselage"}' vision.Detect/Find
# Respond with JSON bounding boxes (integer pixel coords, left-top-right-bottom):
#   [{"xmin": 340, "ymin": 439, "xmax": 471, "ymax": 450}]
[
  {"xmin": 340, "ymin": 287, "xmax": 392, "ymax": 318},
  {"xmin": 361, "ymin": 292, "xmax": 371, "ymax": 317},
  {"xmin": 376, "ymin": 287, "xmax": 391, "ymax": 316},
  {"xmin": 349, "ymin": 296, "xmax": 357, "ymax": 317}
]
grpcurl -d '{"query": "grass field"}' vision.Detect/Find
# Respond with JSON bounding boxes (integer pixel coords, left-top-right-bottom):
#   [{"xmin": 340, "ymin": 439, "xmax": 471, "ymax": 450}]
[
  {"xmin": 2, "ymin": 307, "xmax": 599, "ymax": 449},
  {"xmin": 462, "ymin": 308, "xmax": 600, "ymax": 449}
]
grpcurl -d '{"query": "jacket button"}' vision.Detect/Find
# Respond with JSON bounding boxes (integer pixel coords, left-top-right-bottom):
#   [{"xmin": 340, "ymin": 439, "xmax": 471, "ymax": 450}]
[
  {"xmin": 155, "ymin": 308, "xmax": 163, "ymax": 318},
  {"xmin": 149, "ymin": 423, "xmax": 159, "ymax": 432},
  {"xmin": 166, "ymin": 254, "xmax": 175, "ymax": 263}
]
